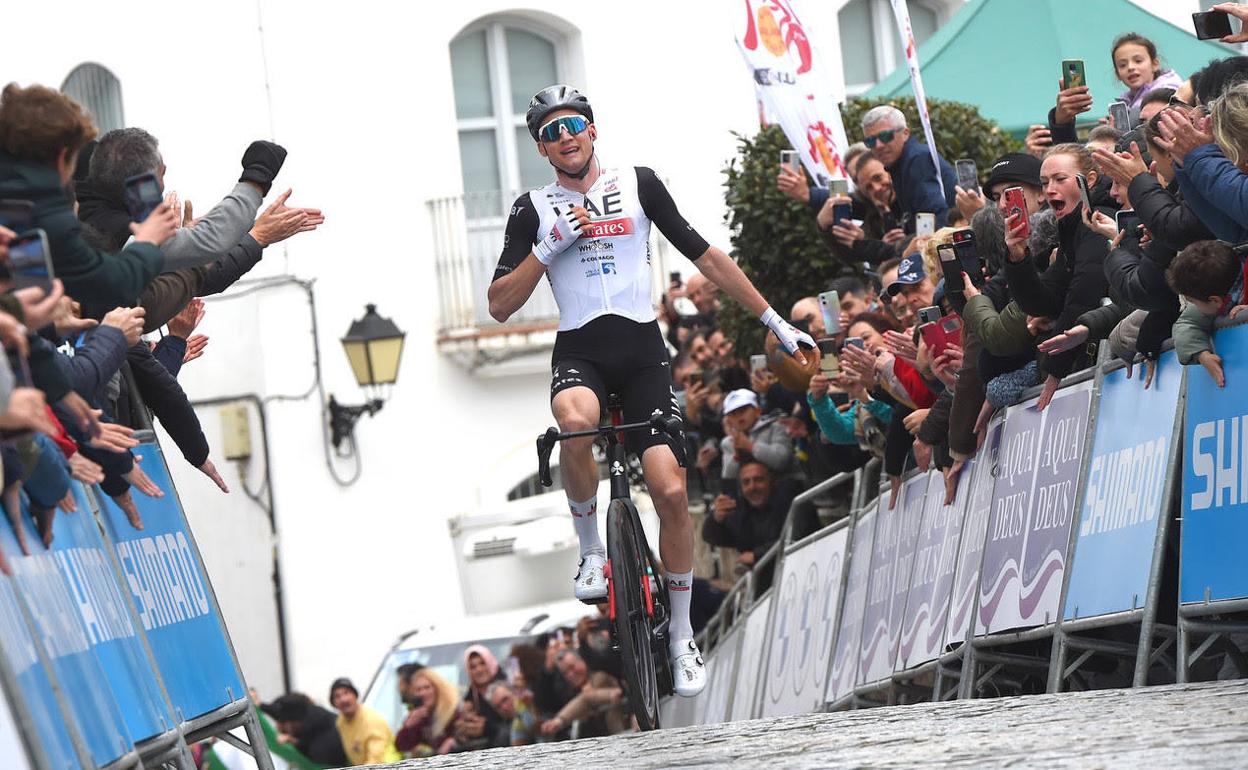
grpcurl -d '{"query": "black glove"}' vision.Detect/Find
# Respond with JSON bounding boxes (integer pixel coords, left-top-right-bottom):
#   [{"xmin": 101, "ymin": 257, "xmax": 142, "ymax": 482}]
[{"xmin": 238, "ymin": 140, "xmax": 287, "ymax": 195}]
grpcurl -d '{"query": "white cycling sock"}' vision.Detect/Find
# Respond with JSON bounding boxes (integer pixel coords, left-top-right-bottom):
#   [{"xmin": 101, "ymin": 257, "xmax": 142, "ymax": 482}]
[
  {"xmin": 667, "ymin": 569, "xmax": 695, "ymax": 643},
  {"xmin": 568, "ymin": 495, "xmax": 605, "ymax": 557}
]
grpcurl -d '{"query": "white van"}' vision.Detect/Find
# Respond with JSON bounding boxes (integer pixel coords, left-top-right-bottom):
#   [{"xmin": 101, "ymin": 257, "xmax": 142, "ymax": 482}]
[{"xmin": 360, "ymin": 598, "xmax": 590, "ymax": 729}]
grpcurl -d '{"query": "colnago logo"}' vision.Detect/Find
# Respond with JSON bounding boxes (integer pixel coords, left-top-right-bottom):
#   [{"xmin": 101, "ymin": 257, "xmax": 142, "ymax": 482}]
[{"xmin": 580, "ymin": 218, "xmax": 634, "ymax": 239}]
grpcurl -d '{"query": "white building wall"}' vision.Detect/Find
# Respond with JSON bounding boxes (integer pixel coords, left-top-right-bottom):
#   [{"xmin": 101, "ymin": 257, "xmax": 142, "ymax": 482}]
[{"xmin": 0, "ymin": 0, "xmax": 1210, "ymax": 701}]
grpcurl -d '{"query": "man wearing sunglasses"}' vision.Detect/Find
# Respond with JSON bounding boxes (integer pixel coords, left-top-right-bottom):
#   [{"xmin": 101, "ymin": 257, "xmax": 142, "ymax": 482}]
[
  {"xmin": 860, "ymin": 105, "xmax": 956, "ymax": 229},
  {"xmin": 488, "ymin": 84, "xmax": 814, "ymax": 698}
]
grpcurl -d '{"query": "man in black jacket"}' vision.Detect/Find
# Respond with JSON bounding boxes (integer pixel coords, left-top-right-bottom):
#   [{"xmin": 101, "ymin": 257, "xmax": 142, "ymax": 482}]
[
  {"xmin": 264, "ymin": 693, "xmax": 349, "ymax": 767},
  {"xmin": 703, "ymin": 461, "xmax": 799, "ymax": 571}
]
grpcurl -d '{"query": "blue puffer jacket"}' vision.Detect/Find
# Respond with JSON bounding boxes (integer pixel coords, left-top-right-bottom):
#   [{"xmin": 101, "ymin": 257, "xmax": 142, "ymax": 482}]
[
  {"xmin": 1174, "ymin": 143, "xmax": 1248, "ymax": 244},
  {"xmin": 890, "ymin": 137, "xmax": 957, "ymax": 227}
]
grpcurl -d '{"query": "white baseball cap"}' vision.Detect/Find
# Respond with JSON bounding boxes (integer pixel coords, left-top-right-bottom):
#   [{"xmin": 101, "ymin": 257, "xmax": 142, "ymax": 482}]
[{"xmin": 723, "ymin": 389, "xmax": 759, "ymax": 414}]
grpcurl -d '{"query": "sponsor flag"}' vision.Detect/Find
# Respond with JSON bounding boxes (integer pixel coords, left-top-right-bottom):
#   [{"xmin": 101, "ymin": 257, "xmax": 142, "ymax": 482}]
[
  {"xmin": 736, "ymin": 0, "xmax": 851, "ymax": 186},
  {"xmin": 887, "ymin": 0, "xmax": 945, "ymax": 191}
]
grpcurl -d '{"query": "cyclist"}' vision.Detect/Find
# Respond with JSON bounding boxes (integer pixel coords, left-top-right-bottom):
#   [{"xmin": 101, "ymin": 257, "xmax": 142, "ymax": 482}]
[{"xmin": 488, "ymin": 85, "xmax": 813, "ymax": 697}]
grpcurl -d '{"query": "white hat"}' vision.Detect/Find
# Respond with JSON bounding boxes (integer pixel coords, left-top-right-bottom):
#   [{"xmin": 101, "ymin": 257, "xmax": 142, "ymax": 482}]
[{"xmin": 723, "ymin": 389, "xmax": 759, "ymax": 414}]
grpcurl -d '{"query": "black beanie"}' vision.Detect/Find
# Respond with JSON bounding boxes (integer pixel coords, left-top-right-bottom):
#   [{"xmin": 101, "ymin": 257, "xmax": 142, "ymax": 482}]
[{"xmin": 328, "ymin": 677, "xmax": 358, "ymax": 704}]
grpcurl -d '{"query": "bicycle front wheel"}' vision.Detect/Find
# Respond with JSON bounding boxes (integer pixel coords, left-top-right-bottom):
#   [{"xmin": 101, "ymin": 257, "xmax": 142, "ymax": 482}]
[{"xmin": 607, "ymin": 498, "xmax": 660, "ymax": 731}]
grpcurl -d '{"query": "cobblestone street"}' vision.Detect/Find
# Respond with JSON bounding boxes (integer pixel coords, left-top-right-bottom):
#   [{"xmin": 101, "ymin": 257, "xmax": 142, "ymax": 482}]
[{"xmin": 370, "ymin": 679, "xmax": 1248, "ymax": 769}]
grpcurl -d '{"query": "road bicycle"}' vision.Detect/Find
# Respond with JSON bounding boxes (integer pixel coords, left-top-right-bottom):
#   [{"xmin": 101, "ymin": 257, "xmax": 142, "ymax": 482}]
[{"xmin": 537, "ymin": 400, "xmax": 680, "ymax": 731}]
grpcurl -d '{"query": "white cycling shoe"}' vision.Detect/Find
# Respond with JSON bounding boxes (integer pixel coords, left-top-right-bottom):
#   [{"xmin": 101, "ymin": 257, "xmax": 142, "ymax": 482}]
[
  {"xmin": 574, "ymin": 552, "xmax": 608, "ymax": 602},
  {"xmin": 670, "ymin": 638, "xmax": 707, "ymax": 697}
]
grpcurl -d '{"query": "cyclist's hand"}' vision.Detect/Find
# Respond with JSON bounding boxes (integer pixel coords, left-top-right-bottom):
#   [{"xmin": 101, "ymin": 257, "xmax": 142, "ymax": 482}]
[
  {"xmin": 533, "ymin": 206, "xmax": 589, "ymax": 265},
  {"xmin": 760, "ymin": 307, "xmax": 814, "ymax": 365}
]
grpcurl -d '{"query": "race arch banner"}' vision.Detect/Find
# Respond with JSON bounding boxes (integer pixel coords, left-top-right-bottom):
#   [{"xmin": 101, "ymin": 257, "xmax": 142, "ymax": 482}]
[
  {"xmin": 95, "ymin": 443, "xmax": 247, "ymax": 721},
  {"xmin": 736, "ymin": 0, "xmax": 851, "ymax": 186},
  {"xmin": 826, "ymin": 502, "xmax": 876, "ymax": 704},
  {"xmin": 1182, "ymin": 323, "xmax": 1248, "ymax": 609},
  {"xmin": 761, "ymin": 522, "xmax": 848, "ymax": 717},
  {"xmin": 976, "ymin": 382, "xmax": 1092, "ymax": 635},
  {"xmin": 1065, "ymin": 352, "xmax": 1183, "ymax": 620}
]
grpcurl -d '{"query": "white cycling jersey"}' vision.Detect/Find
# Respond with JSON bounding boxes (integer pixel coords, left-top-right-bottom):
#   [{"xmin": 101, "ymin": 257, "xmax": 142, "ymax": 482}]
[{"xmin": 492, "ymin": 165, "xmax": 709, "ymax": 332}]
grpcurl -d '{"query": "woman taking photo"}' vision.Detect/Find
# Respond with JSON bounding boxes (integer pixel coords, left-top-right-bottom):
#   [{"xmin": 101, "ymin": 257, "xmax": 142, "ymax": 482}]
[
  {"xmin": 1001, "ymin": 143, "xmax": 1117, "ymax": 409},
  {"xmin": 393, "ymin": 668, "xmax": 462, "ymax": 757}
]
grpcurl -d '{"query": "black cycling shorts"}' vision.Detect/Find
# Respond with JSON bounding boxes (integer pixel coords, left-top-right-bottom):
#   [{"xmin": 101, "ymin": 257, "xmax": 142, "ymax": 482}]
[{"xmin": 550, "ymin": 315, "xmax": 686, "ymax": 465}]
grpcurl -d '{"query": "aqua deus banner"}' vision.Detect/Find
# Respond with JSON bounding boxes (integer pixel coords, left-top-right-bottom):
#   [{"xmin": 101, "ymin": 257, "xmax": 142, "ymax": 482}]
[
  {"xmin": 978, "ymin": 383, "xmax": 1092, "ymax": 634},
  {"xmin": 826, "ymin": 503, "xmax": 876, "ymax": 703}
]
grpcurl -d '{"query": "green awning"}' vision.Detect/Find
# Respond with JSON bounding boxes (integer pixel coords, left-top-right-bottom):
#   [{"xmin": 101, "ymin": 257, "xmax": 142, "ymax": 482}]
[{"xmin": 865, "ymin": 0, "xmax": 1236, "ymax": 136}]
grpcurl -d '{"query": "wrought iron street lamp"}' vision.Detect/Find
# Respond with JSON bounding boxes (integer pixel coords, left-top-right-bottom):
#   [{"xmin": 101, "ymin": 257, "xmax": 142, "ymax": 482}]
[{"xmin": 329, "ymin": 304, "xmax": 405, "ymax": 450}]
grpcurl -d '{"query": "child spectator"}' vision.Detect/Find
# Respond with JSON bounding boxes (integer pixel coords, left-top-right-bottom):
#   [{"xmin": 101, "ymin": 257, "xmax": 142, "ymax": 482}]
[{"xmin": 1167, "ymin": 240, "xmax": 1248, "ymax": 387}]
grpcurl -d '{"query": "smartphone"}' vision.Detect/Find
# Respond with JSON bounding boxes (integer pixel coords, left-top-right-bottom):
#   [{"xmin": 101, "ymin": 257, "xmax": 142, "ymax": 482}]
[
  {"xmin": 818, "ymin": 290, "xmax": 841, "ymax": 335},
  {"xmin": 749, "ymin": 354, "xmax": 768, "ymax": 374},
  {"xmin": 917, "ymin": 305, "xmax": 942, "ymax": 326},
  {"xmin": 1108, "ymin": 100, "xmax": 1132, "ymax": 131},
  {"xmin": 936, "ymin": 243, "xmax": 964, "ymax": 291},
  {"xmin": 1002, "ymin": 186, "xmax": 1030, "ymax": 240},
  {"xmin": 1062, "ymin": 59, "xmax": 1086, "ymax": 90},
  {"xmin": 669, "ymin": 271, "xmax": 681, "ymax": 287},
  {"xmin": 829, "ymin": 179, "xmax": 849, "ymax": 196},
  {"xmin": 832, "ymin": 201, "xmax": 852, "ymax": 227},
  {"xmin": 779, "ymin": 149, "xmax": 801, "ymax": 172},
  {"xmin": 1193, "ymin": 10, "xmax": 1234, "ymax": 40},
  {"xmin": 1115, "ymin": 209, "xmax": 1142, "ymax": 237},
  {"xmin": 0, "ymin": 199, "xmax": 34, "ymax": 232},
  {"xmin": 916, "ymin": 212, "xmax": 936, "ymax": 237},
  {"xmin": 123, "ymin": 171, "xmax": 163, "ymax": 223},
  {"xmin": 1075, "ymin": 173, "xmax": 1093, "ymax": 214},
  {"xmin": 955, "ymin": 159, "xmax": 978, "ymax": 191},
  {"xmin": 7, "ymin": 229, "xmax": 54, "ymax": 292},
  {"xmin": 921, "ymin": 314, "xmax": 963, "ymax": 359},
  {"xmin": 950, "ymin": 228, "xmax": 983, "ymax": 286},
  {"xmin": 817, "ymin": 337, "xmax": 840, "ymax": 374},
  {"xmin": 845, "ymin": 336, "xmax": 865, "ymax": 350}
]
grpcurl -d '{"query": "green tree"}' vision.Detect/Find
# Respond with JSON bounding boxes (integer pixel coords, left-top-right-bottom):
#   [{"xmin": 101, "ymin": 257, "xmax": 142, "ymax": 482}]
[{"xmin": 718, "ymin": 97, "xmax": 1021, "ymax": 354}]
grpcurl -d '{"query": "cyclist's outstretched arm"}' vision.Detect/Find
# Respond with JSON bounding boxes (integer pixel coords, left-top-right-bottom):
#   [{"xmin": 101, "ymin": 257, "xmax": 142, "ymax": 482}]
[
  {"xmin": 693, "ymin": 246, "xmax": 768, "ymax": 316},
  {"xmin": 695, "ymin": 246, "xmax": 813, "ymax": 364}
]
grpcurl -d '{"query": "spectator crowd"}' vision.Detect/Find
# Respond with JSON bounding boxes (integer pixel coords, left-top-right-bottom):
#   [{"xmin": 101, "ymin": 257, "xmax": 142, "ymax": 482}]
[
  {"xmin": 0, "ymin": 81, "xmax": 322, "ymax": 570},
  {"xmin": 254, "ymin": 9, "xmax": 1248, "ymax": 765},
  {"xmin": 17, "ymin": 7, "xmax": 1248, "ymax": 768}
]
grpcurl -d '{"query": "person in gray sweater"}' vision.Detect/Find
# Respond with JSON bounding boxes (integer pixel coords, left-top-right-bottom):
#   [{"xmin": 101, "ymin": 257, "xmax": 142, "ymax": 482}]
[{"xmin": 719, "ymin": 389, "xmax": 796, "ymax": 482}]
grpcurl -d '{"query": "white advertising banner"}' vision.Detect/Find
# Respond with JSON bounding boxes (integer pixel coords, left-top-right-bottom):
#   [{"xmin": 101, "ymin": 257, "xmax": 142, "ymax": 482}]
[
  {"xmin": 736, "ymin": 0, "xmax": 851, "ymax": 186},
  {"xmin": 761, "ymin": 525, "xmax": 849, "ymax": 717},
  {"xmin": 730, "ymin": 592, "xmax": 774, "ymax": 721},
  {"xmin": 697, "ymin": 625, "xmax": 741, "ymax": 726}
]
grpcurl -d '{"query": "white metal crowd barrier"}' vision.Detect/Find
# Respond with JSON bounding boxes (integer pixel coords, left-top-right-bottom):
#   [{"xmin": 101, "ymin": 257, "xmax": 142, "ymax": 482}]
[{"xmin": 662, "ymin": 321, "xmax": 1248, "ymax": 726}]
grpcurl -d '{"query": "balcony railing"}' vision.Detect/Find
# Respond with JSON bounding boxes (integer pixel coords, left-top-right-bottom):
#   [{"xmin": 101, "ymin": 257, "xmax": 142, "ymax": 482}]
[{"xmin": 430, "ymin": 189, "xmax": 675, "ymax": 369}]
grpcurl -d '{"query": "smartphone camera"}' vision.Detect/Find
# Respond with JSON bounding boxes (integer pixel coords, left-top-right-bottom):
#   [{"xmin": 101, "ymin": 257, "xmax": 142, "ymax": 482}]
[
  {"xmin": 917, "ymin": 305, "xmax": 942, "ymax": 326},
  {"xmin": 1193, "ymin": 10, "xmax": 1234, "ymax": 40},
  {"xmin": 123, "ymin": 171, "xmax": 163, "ymax": 222}
]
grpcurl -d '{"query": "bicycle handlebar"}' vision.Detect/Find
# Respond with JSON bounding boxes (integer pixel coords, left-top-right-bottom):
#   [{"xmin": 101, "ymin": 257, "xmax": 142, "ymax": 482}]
[{"xmin": 536, "ymin": 411, "xmax": 682, "ymax": 488}]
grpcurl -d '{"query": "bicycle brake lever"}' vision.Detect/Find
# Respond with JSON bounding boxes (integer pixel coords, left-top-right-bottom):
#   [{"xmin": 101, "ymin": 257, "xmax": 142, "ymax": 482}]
[{"xmin": 536, "ymin": 427, "xmax": 559, "ymax": 487}]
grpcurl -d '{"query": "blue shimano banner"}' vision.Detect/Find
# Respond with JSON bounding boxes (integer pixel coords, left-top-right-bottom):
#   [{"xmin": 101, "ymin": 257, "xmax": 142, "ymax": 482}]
[
  {"xmin": 0, "ymin": 506, "xmax": 133, "ymax": 766},
  {"xmin": 95, "ymin": 443, "xmax": 245, "ymax": 721},
  {"xmin": 1065, "ymin": 352, "xmax": 1182, "ymax": 620},
  {"xmin": 0, "ymin": 574, "xmax": 81, "ymax": 769},
  {"xmin": 52, "ymin": 481, "xmax": 175, "ymax": 741},
  {"xmin": 1182, "ymin": 323, "xmax": 1248, "ymax": 607}
]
